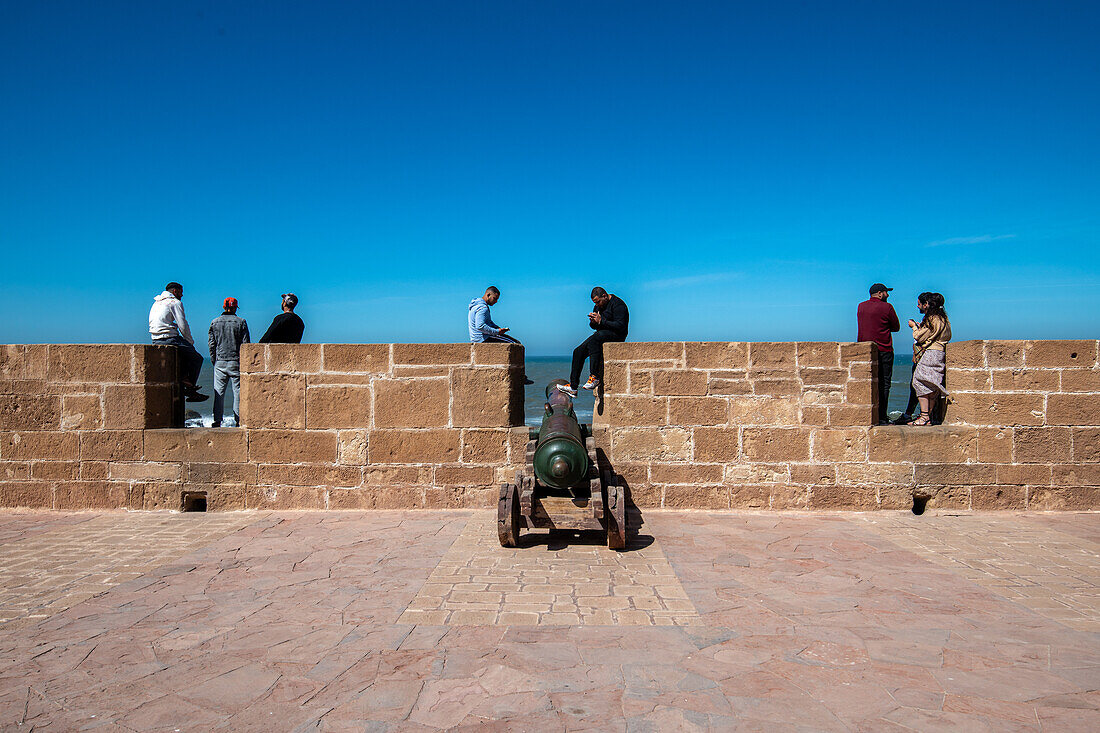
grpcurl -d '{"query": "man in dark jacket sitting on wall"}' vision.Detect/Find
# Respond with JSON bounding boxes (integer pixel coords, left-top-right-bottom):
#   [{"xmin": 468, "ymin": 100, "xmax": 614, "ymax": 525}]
[{"xmin": 560, "ymin": 287, "xmax": 629, "ymax": 396}]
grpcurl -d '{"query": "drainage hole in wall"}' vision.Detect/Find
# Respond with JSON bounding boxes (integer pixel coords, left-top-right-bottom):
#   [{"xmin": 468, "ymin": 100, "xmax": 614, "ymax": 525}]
[
  {"xmin": 182, "ymin": 492, "xmax": 208, "ymax": 513},
  {"xmin": 911, "ymin": 496, "xmax": 929, "ymax": 515}
]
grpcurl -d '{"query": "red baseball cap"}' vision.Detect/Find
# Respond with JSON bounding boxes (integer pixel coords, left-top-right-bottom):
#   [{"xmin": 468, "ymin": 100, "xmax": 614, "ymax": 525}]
[{"xmin": 223, "ymin": 297, "xmax": 238, "ymax": 309}]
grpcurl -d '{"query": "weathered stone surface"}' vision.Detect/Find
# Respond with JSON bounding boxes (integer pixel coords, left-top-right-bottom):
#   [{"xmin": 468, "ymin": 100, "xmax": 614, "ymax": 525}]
[
  {"xmin": 338, "ymin": 429, "xmax": 369, "ymax": 465},
  {"xmin": 985, "ymin": 341, "xmax": 1025, "ymax": 367},
  {"xmin": 790, "ymin": 463, "xmax": 836, "ymax": 486},
  {"xmin": 0, "ymin": 480, "xmax": 52, "ymax": 508},
  {"xmin": 322, "ymin": 344, "xmax": 390, "ymax": 373},
  {"xmin": 1025, "ymin": 340, "xmax": 1098, "ymax": 368},
  {"xmin": 796, "ymin": 342, "xmax": 840, "ymax": 368},
  {"xmin": 914, "ymin": 464, "xmax": 997, "ymax": 486},
  {"xmin": 812, "ymin": 429, "xmax": 869, "ymax": 462},
  {"xmin": 1074, "ymin": 428, "xmax": 1100, "ymax": 462},
  {"xmin": 809, "ymin": 485, "xmax": 877, "ymax": 510},
  {"xmin": 460, "ymin": 429, "xmax": 509, "ymax": 463},
  {"xmin": 650, "ymin": 463, "xmax": 723, "ymax": 484},
  {"xmin": 145, "ymin": 429, "xmax": 249, "ymax": 463},
  {"xmin": 434, "ymin": 465, "xmax": 494, "ymax": 487},
  {"xmin": 451, "ymin": 368, "xmax": 520, "ymax": 427},
  {"xmin": 103, "ymin": 385, "xmax": 174, "ymax": 429},
  {"xmin": 206, "ymin": 483, "xmax": 247, "ymax": 511},
  {"xmin": 707, "ymin": 376, "xmax": 752, "ymax": 396},
  {"xmin": 266, "ymin": 344, "xmax": 323, "ymax": 373},
  {"xmin": 48, "ymin": 345, "xmax": 133, "ymax": 383},
  {"xmin": 868, "ymin": 426, "xmax": 977, "ymax": 463},
  {"xmin": 664, "ymin": 485, "xmax": 728, "ymax": 509},
  {"xmin": 1014, "ymin": 427, "xmax": 1072, "ymax": 463},
  {"xmin": 667, "ymin": 397, "xmax": 727, "ymax": 426},
  {"xmin": 723, "ymin": 462, "xmax": 789, "ymax": 484},
  {"xmin": 0, "ymin": 345, "xmax": 27, "ymax": 379},
  {"xmin": 31, "ymin": 461, "xmax": 79, "ymax": 480},
  {"xmin": 608, "ymin": 395, "xmax": 669, "ymax": 426},
  {"xmin": 839, "ymin": 342, "xmax": 874, "ymax": 365},
  {"xmin": 836, "ymin": 462, "xmax": 914, "ymax": 487},
  {"xmin": 0, "ymin": 395, "xmax": 61, "ymax": 430},
  {"xmin": 249, "ymin": 430, "xmax": 338, "ymax": 464},
  {"xmin": 373, "ymin": 379, "xmax": 448, "ymax": 428},
  {"xmin": 55, "ymin": 481, "xmax": 129, "ymax": 510},
  {"xmin": 827, "ymin": 404, "xmax": 876, "ymax": 427},
  {"xmin": 693, "ymin": 427, "xmax": 739, "ymax": 462},
  {"xmin": 612, "ymin": 427, "xmax": 691, "ymax": 462},
  {"xmin": 652, "ymin": 370, "xmax": 708, "ymax": 396},
  {"xmin": 306, "ymin": 385, "xmax": 373, "ymax": 429},
  {"xmin": 977, "ymin": 428, "xmax": 1014, "ymax": 463},
  {"xmin": 604, "ymin": 342, "xmax": 684, "ymax": 362},
  {"xmin": 989, "ymin": 369, "xmax": 1060, "ymax": 392},
  {"xmin": 81, "ymin": 430, "xmax": 143, "ymax": 461},
  {"xmin": 368, "ymin": 429, "xmax": 461, "ymax": 463},
  {"xmin": 186, "ymin": 462, "xmax": 258, "ymax": 484},
  {"xmin": 472, "ymin": 343, "xmax": 523, "ymax": 366},
  {"xmin": 749, "ymin": 342, "xmax": 797, "ymax": 370},
  {"xmin": 751, "ymin": 378, "xmax": 801, "ymax": 397},
  {"xmin": 1050, "ymin": 464, "xmax": 1100, "ymax": 486},
  {"xmin": 241, "ymin": 374, "xmax": 306, "ymax": 429},
  {"xmin": 362, "ymin": 465, "xmax": 430, "ymax": 485},
  {"xmin": 246, "ymin": 485, "xmax": 326, "ymax": 510},
  {"xmin": 393, "ymin": 343, "xmax": 471, "ymax": 366},
  {"xmin": 742, "ymin": 428, "xmax": 811, "ymax": 461},
  {"xmin": 1060, "ymin": 368, "xmax": 1100, "ymax": 392},
  {"xmin": 947, "ymin": 369, "xmax": 993, "ymax": 392},
  {"xmin": 108, "ymin": 462, "xmax": 181, "ymax": 481},
  {"xmin": 929, "ymin": 486, "xmax": 972, "ymax": 509},
  {"xmin": 683, "ymin": 342, "xmax": 748, "ymax": 369},
  {"xmin": 0, "ymin": 461, "xmax": 30, "ymax": 479},
  {"xmin": 947, "ymin": 392, "xmax": 1045, "ymax": 427},
  {"xmin": 1046, "ymin": 393, "xmax": 1100, "ymax": 427},
  {"xmin": 1028, "ymin": 487, "xmax": 1100, "ymax": 510},
  {"xmin": 61, "ymin": 394, "xmax": 102, "ymax": 430},
  {"xmin": 240, "ymin": 344, "xmax": 266, "ymax": 373},
  {"xmin": 947, "ymin": 340, "xmax": 986, "ymax": 369},
  {"xmin": 996, "ymin": 464, "xmax": 1052, "ymax": 486},
  {"xmin": 258, "ymin": 463, "xmax": 362, "ymax": 487},
  {"xmin": 729, "ymin": 397, "xmax": 799, "ymax": 426},
  {"xmin": 769, "ymin": 485, "xmax": 811, "ymax": 509}
]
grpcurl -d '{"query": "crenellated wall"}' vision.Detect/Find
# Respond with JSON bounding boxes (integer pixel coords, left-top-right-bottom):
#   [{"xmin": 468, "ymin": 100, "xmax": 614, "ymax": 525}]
[
  {"xmin": 594, "ymin": 340, "xmax": 1100, "ymax": 510},
  {"xmin": 1, "ymin": 339, "xmax": 1097, "ymax": 512}
]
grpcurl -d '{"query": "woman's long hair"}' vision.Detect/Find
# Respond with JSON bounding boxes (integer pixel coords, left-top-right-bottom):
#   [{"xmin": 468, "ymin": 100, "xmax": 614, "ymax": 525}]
[{"xmin": 917, "ymin": 292, "xmax": 947, "ymax": 329}]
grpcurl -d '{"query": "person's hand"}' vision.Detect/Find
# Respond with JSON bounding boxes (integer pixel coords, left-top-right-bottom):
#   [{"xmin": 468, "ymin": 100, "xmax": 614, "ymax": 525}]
[
  {"xmin": 499, "ymin": 327, "xmax": 509, "ymax": 334},
  {"xmin": 907, "ymin": 319, "xmax": 917, "ymax": 328},
  {"xmin": 589, "ymin": 311, "xmax": 601, "ymax": 324}
]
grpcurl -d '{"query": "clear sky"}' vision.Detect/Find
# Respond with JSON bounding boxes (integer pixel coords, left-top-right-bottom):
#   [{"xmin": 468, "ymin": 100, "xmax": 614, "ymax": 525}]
[{"xmin": 2, "ymin": 1, "xmax": 1097, "ymax": 355}]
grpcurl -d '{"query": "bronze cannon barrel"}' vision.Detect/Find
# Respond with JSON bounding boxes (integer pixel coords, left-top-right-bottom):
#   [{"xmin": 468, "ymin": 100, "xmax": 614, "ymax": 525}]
[{"xmin": 533, "ymin": 379, "xmax": 589, "ymax": 489}]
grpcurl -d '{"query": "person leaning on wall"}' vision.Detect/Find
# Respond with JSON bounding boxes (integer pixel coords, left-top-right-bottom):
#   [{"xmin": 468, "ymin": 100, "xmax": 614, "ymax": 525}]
[
  {"xmin": 259, "ymin": 293, "xmax": 305, "ymax": 344},
  {"xmin": 148, "ymin": 281, "xmax": 208, "ymax": 402},
  {"xmin": 907, "ymin": 292, "xmax": 952, "ymax": 426},
  {"xmin": 857, "ymin": 283, "xmax": 901, "ymax": 425}
]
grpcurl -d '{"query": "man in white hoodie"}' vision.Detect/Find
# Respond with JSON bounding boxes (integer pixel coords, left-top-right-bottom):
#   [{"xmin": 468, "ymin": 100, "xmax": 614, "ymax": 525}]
[{"xmin": 149, "ymin": 282, "xmax": 208, "ymax": 402}]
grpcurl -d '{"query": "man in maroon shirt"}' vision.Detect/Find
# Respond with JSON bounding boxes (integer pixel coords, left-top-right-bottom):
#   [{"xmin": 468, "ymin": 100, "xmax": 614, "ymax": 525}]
[{"xmin": 857, "ymin": 283, "xmax": 901, "ymax": 424}]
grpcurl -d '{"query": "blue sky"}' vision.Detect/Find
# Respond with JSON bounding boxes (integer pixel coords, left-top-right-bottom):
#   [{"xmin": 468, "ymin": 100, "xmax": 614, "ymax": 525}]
[{"xmin": 1, "ymin": 1, "xmax": 1097, "ymax": 355}]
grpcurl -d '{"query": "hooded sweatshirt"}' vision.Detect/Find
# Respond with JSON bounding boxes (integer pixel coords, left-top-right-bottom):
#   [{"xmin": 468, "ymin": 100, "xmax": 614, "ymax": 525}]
[
  {"xmin": 468, "ymin": 297, "xmax": 503, "ymax": 342},
  {"xmin": 149, "ymin": 291, "xmax": 194, "ymax": 344}
]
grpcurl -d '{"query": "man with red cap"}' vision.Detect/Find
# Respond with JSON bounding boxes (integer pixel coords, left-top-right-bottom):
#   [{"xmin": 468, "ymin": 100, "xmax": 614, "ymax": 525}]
[{"xmin": 208, "ymin": 297, "xmax": 250, "ymax": 427}]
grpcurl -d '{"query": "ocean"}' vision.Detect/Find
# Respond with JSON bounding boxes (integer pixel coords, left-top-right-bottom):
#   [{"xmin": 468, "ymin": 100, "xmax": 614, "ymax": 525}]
[{"xmin": 187, "ymin": 354, "xmax": 917, "ymax": 427}]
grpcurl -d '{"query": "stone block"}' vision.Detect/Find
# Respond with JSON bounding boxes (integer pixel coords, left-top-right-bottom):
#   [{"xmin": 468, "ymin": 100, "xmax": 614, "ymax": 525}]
[
  {"xmin": 508, "ymin": 426, "xmax": 530, "ymax": 463},
  {"xmin": 624, "ymin": 481, "xmax": 661, "ymax": 509},
  {"xmin": 801, "ymin": 406, "xmax": 829, "ymax": 426},
  {"xmin": 795, "ymin": 342, "xmax": 840, "ymax": 368},
  {"xmin": 683, "ymin": 342, "xmax": 748, "ymax": 369},
  {"xmin": 990, "ymin": 369, "xmax": 1059, "ymax": 392},
  {"xmin": 1051, "ymin": 464, "xmax": 1100, "ymax": 486},
  {"xmin": 612, "ymin": 460, "xmax": 648, "ymax": 488},
  {"xmin": 393, "ymin": 343, "xmax": 471, "ymax": 366},
  {"xmin": 241, "ymin": 374, "xmax": 306, "ymax": 428},
  {"xmin": 81, "ymin": 430, "xmax": 143, "ymax": 461},
  {"xmin": 31, "ymin": 461, "xmax": 79, "ymax": 480},
  {"xmin": 186, "ymin": 462, "xmax": 258, "ymax": 484},
  {"xmin": 249, "ymin": 430, "xmax": 338, "ymax": 464},
  {"xmin": 668, "ymin": 397, "xmax": 727, "ymax": 426},
  {"xmin": 723, "ymin": 462, "xmax": 788, "ymax": 484},
  {"xmin": 135, "ymin": 345, "xmax": 177, "ymax": 384},
  {"xmin": 867, "ymin": 425, "xmax": 977, "ymax": 463},
  {"xmin": 1074, "ymin": 428, "xmax": 1100, "ymax": 462},
  {"xmin": 55, "ymin": 481, "xmax": 128, "ymax": 510},
  {"xmin": 996, "ymin": 465, "xmax": 1052, "ymax": 486},
  {"xmin": 946, "ymin": 392, "xmax": 1044, "ymax": 427},
  {"xmin": 812, "ymin": 429, "xmax": 869, "ymax": 462},
  {"xmin": 749, "ymin": 342, "xmax": 797, "ymax": 371},
  {"xmin": 946, "ymin": 340, "xmax": 985, "ymax": 368},
  {"xmin": 434, "ymin": 465, "xmax": 494, "ymax": 487},
  {"xmin": 374, "ymin": 487, "xmax": 426, "ymax": 509},
  {"xmin": 604, "ymin": 342, "xmax": 684, "ymax": 362},
  {"xmin": 305, "ymin": 385, "xmax": 373, "ymax": 429},
  {"xmin": 145, "ymin": 428, "xmax": 250, "ymax": 462},
  {"xmin": 258, "ymin": 464, "xmax": 362, "ymax": 487},
  {"xmin": 0, "ymin": 395, "xmax": 61, "ymax": 430},
  {"xmin": 139, "ymin": 483, "xmax": 181, "ymax": 511},
  {"xmin": 751, "ymin": 379, "xmax": 801, "ymax": 397},
  {"xmin": 839, "ymin": 342, "xmax": 874, "ymax": 365},
  {"xmin": 650, "ymin": 463, "xmax": 723, "ymax": 484},
  {"xmin": 799, "ymin": 368, "xmax": 847, "ymax": 386},
  {"xmin": 843, "ymin": 380, "xmax": 876, "ymax": 406},
  {"xmin": 729, "ymin": 396, "xmax": 799, "ymax": 426},
  {"xmin": 977, "ymin": 428, "xmax": 1013, "ymax": 463},
  {"xmin": 985, "ymin": 341, "xmax": 1025, "ymax": 367},
  {"xmin": 602, "ymin": 362, "xmax": 628, "ymax": 395},
  {"xmin": 790, "ymin": 464, "xmax": 836, "ymax": 486},
  {"xmin": 322, "ymin": 344, "xmax": 390, "ymax": 373},
  {"xmin": 25, "ymin": 346, "xmax": 47, "ymax": 379},
  {"xmin": 652, "ymin": 370, "xmax": 708, "ymax": 396},
  {"xmin": 1046, "ymin": 393, "xmax": 1100, "ymax": 426},
  {"xmin": 1028, "ymin": 487, "xmax": 1100, "ymax": 510},
  {"xmin": 914, "ymin": 464, "xmax": 996, "ymax": 486},
  {"xmin": 61, "ymin": 394, "xmax": 102, "ymax": 430},
  {"xmin": 608, "ymin": 395, "xmax": 668, "ymax": 426},
  {"xmin": 363, "ymin": 465, "xmax": 431, "ymax": 485},
  {"xmin": 1014, "ymin": 427, "xmax": 1072, "ymax": 463},
  {"xmin": 1061, "ymin": 369, "xmax": 1100, "ymax": 392},
  {"xmin": 240, "ymin": 344, "xmax": 266, "ymax": 373},
  {"xmin": 0, "ymin": 345, "xmax": 27, "ymax": 379},
  {"xmin": 373, "ymin": 379, "xmax": 448, "ymax": 428},
  {"xmin": 0, "ymin": 461, "xmax": 30, "ymax": 479},
  {"xmin": 742, "ymin": 428, "xmax": 811, "ymax": 461},
  {"xmin": 693, "ymin": 427, "xmax": 739, "ymax": 462},
  {"xmin": 1, "ymin": 431, "xmax": 79, "ymax": 460},
  {"xmin": 307, "ymin": 373, "xmax": 375, "ymax": 386},
  {"xmin": 627, "ymin": 366, "xmax": 656, "ymax": 395},
  {"xmin": 81, "ymin": 461, "xmax": 108, "ymax": 479},
  {"xmin": 48, "ymin": 345, "xmax": 133, "ymax": 383},
  {"xmin": 338, "ymin": 429, "xmax": 369, "ymax": 465},
  {"xmin": 328, "ymin": 489, "xmax": 375, "ymax": 509},
  {"xmin": 452, "ymin": 368, "xmax": 520, "ymax": 427},
  {"xmin": 207, "ymin": 483, "xmax": 247, "ymax": 511},
  {"xmin": 368, "ymin": 429, "xmax": 461, "ymax": 463},
  {"xmin": 108, "ymin": 462, "xmax": 181, "ymax": 481},
  {"xmin": 770, "ymin": 486, "xmax": 811, "ymax": 509},
  {"xmin": 828, "ymin": 404, "xmax": 876, "ymax": 427},
  {"xmin": 946, "ymin": 369, "xmax": 992, "ymax": 392},
  {"xmin": 928, "ymin": 486, "xmax": 971, "ymax": 510},
  {"xmin": 611, "ymin": 427, "xmax": 691, "ymax": 462},
  {"xmin": 103, "ymin": 384, "xmax": 175, "ymax": 429},
  {"xmin": 0, "ymin": 481, "xmax": 52, "ymax": 508},
  {"xmin": 809, "ymin": 485, "xmax": 877, "ymax": 510},
  {"xmin": 266, "ymin": 344, "xmax": 323, "ymax": 373},
  {"xmin": 1025, "ymin": 340, "xmax": 1098, "ymax": 368},
  {"xmin": 472, "ymin": 343, "xmax": 524, "ymax": 366},
  {"xmin": 707, "ymin": 376, "xmax": 752, "ymax": 396},
  {"xmin": 423, "ymin": 486, "xmax": 469, "ymax": 509},
  {"xmin": 664, "ymin": 485, "xmax": 729, "ymax": 509},
  {"xmin": 246, "ymin": 485, "xmax": 327, "ymax": 510},
  {"xmin": 461, "ymin": 429, "xmax": 509, "ymax": 463},
  {"xmin": 836, "ymin": 462, "xmax": 915, "ymax": 487},
  {"xmin": 391, "ymin": 366, "xmax": 451, "ymax": 377},
  {"xmin": 970, "ymin": 485, "xmax": 1026, "ymax": 509}
]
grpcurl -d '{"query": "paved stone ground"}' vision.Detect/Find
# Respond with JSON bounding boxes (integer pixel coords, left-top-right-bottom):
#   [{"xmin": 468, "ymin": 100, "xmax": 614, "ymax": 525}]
[{"xmin": 0, "ymin": 508, "xmax": 1097, "ymax": 731}]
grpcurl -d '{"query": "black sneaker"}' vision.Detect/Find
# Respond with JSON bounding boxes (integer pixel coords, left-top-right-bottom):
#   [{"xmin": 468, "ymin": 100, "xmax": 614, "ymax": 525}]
[
  {"xmin": 185, "ymin": 389, "xmax": 210, "ymax": 403},
  {"xmin": 892, "ymin": 414, "xmax": 914, "ymax": 425},
  {"xmin": 523, "ymin": 376, "xmax": 535, "ymax": 386}
]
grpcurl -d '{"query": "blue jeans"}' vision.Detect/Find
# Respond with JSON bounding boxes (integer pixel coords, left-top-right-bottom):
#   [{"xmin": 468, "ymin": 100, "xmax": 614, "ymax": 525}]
[
  {"xmin": 154, "ymin": 334, "xmax": 203, "ymax": 388},
  {"xmin": 213, "ymin": 361, "xmax": 241, "ymax": 426}
]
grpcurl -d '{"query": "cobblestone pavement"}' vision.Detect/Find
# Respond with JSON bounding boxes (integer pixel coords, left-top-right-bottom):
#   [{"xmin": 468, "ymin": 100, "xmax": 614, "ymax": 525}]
[
  {"xmin": 0, "ymin": 509, "xmax": 1097, "ymax": 730},
  {"xmin": 400, "ymin": 519, "xmax": 698, "ymax": 626}
]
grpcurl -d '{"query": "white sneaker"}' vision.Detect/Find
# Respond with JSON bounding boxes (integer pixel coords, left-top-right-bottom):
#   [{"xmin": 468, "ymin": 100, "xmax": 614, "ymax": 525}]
[
  {"xmin": 582, "ymin": 376, "xmax": 600, "ymax": 391},
  {"xmin": 558, "ymin": 384, "xmax": 577, "ymax": 397}
]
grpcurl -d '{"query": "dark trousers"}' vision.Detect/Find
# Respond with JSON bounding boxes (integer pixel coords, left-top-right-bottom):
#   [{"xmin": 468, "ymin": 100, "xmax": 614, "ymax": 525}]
[
  {"xmin": 570, "ymin": 332, "xmax": 624, "ymax": 387},
  {"xmin": 877, "ymin": 349, "xmax": 893, "ymax": 423},
  {"xmin": 155, "ymin": 335, "xmax": 203, "ymax": 388},
  {"xmin": 482, "ymin": 333, "xmax": 521, "ymax": 345}
]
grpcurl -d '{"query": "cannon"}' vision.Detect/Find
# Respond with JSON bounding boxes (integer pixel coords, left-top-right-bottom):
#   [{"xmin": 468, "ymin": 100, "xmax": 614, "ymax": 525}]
[{"xmin": 498, "ymin": 379, "xmax": 629, "ymax": 549}]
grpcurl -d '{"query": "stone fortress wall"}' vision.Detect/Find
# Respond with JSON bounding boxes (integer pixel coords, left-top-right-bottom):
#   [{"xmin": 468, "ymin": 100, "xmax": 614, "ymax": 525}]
[{"xmin": 1, "ymin": 339, "xmax": 1097, "ymax": 511}]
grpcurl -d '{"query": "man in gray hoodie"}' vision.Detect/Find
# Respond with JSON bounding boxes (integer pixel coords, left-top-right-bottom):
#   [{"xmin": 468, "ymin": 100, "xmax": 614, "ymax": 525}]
[{"xmin": 208, "ymin": 297, "xmax": 250, "ymax": 427}]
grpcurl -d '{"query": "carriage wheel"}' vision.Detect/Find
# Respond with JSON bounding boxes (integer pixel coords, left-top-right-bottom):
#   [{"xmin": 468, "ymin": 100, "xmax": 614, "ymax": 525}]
[
  {"xmin": 497, "ymin": 482, "xmax": 520, "ymax": 547},
  {"xmin": 606, "ymin": 483, "xmax": 627, "ymax": 550}
]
